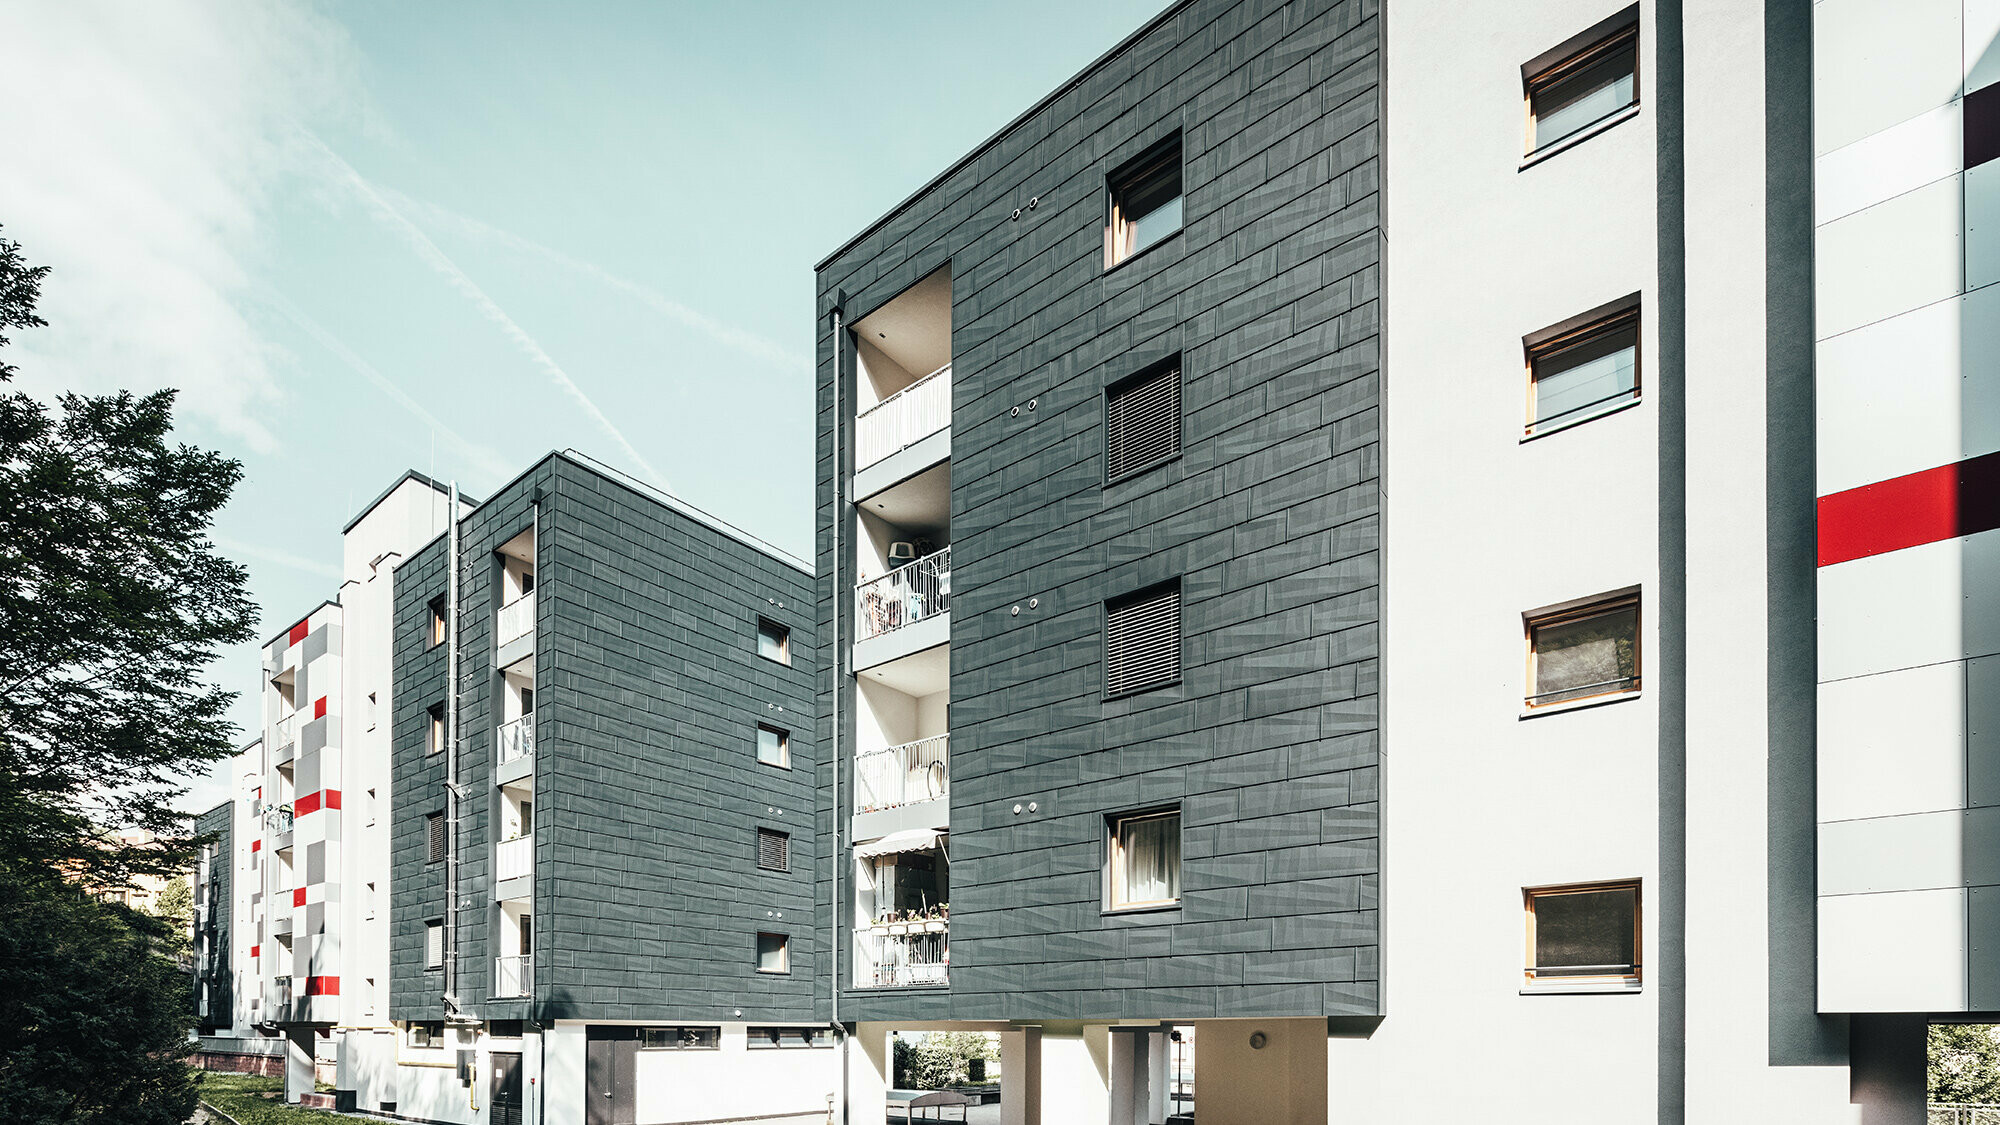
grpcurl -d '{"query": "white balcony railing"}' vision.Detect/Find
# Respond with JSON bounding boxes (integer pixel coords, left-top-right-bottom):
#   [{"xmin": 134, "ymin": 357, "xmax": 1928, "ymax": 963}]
[
  {"xmin": 496, "ymin": 834, "xmax": 534, "ymax": 882},
  {"xmin": 497, "ymin": 589, "xmax": 536, "ymax": 648},
  {"xmin": 855, "ymin": 734, "xmax": 949, "ymax": 813},
  {"xmin": 273, "ymin": 711, "xmax": 298, "ymax": 751},
  {"xmin": 856, "ymin": 363, "xmax": 950, "ymax": 470},
  {"xmin": 268, "ymin": 976, "xmax": 293, "ymax": 1015},
  {"xmin": 861, "ymin": 924, "xmax": 948, "ymax": 988},
  {"xmin": 497, "ymin": 714, "xmax": 534, "ymax": 765},
  {"xmin": 494, "ymin": 954, "xmax": 530, "ymax": 998},
  {"xmin": 855, "ymin": 547, "xmax": 950, "ymax": 641}
]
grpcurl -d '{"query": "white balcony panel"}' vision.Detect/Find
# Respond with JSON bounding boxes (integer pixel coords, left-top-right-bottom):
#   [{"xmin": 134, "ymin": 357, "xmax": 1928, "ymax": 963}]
[
  {"xmin": 494, "ymin": 955, "xmax": 530, "ymax": 998},
  {"xmin": 1816, "ymin": 177, "xmax": 1962, "ymax": 340},
  {"xmin": 495, "ymin": 834, "xmax": 533, "ymax": 901},
  {"xmin": 1819, "ymin": 887, "xmax": 1967, "ymax": 1012},
  {"xmin": 1813, "ymin": 0, "xmax": 1961, "ymax": 156},
  {"xmin": 854, "ymin": 615, "xmax": 949, "ymax": 675},
  {"xmin": 497, "ymin": 590, "xmax": 536, "ymax": 649},
  {"xmin": 1818, "ymin": 661, "xmax": 1966, "ymax": 823},
  {"xmin": 856, "ymin": 364, "xmax": 950, "ymax": 471},
  {"xmin": 853, "ymin": 427, "xmax": 951, "ymax": 506}
]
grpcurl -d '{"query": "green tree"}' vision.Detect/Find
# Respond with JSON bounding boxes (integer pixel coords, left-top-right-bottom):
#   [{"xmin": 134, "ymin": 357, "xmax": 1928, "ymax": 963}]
[
  {"xmin": 149, "ymin": 876, "xmax": 194, "ymax": 957},
  {"xmin": 1930, "ymin": 1023, "xmax": 2000, "ymax": 1105},
  {"xmin": 0, "ymin": 228, "xmax": 253, "ymax": 890}
]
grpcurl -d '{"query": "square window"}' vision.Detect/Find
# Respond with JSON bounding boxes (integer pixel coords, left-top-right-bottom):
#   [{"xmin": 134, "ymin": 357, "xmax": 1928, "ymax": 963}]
[
  {"xmin": 1107, "ymin": 808, "xmax": 1182, "ymax": 911},
  {"xmin": 1105, "ymin": 134, "xmax": 1184, "ymax": 269},
  {"xmin": 1526, "ymin": 18, "xmax": 1639, "ymax": 154},
  {"xmin": 1524, "ymin": 881, "xmax": 1641, "ymax": 990},
  {"xmin": 427, "ymin": 704, "xmax": 446, "ymax": 755},
  {"xmin": 757, "ymin": 619, "xmax": 791, "ymax": 665},
  {"xmin": 1105, "ymin": 581, "xmax": 1182, "ymax": 697},
  {"xmin": 424, "ymin": 921, "xmax": 444, "ymax": 970},
  {"xmin": 757, "ymin": 724, "xmax": 791, "ymax": 769},
  {"xmin": 409, "ymin": 1020, "xmax": 443, "ymax": 1048},
  {"xmin": 757, "ymin": 827, "xmax": 791, "ymax": 872},
  {"xmin": 1526, "ymin": 593, "xmax": 1640, "ymax": 709},
  {"xmin": 427, "ymin": 598, "xmax": 448, "ymax": 649},
  {"xmin": 756, "ymin": 932, "xmax": 790, "ymax": 974},
  {"xmin": 426, "ymin": 812, "xmax": 446, "ymax": 864},
  {"xmin": 1105, "ymin": 358, "xmax": 1183, "ymax": 482},
  {"xmin": 1525, "ymin": 304, "xmax": 1640, "ymax": 436}
]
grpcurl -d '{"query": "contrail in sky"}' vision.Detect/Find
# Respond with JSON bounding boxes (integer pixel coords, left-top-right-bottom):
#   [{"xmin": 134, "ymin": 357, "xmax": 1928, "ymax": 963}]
[{"xmin": 215, "ymin": 535, "xmax": 342, "ymax": 580}]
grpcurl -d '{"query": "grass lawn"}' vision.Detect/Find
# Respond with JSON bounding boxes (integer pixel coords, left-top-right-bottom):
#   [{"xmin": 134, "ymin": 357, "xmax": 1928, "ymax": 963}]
[{"xmin": 195, "ymin": 1072, "xmax": 340, "ymax": 1125}]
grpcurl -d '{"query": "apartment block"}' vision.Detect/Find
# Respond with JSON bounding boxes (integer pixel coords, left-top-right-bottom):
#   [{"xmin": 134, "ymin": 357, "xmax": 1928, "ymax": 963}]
[
  {"xmin": 814, "ymin": 0, "xmax": 1947, "ymax": 1121},
  {"xmin": 384, "ymin": 452, "xmax": 835, "ymax": 1125}
]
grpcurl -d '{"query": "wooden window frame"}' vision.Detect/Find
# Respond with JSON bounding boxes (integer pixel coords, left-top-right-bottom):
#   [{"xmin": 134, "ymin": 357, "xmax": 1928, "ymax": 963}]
[
  {"xmin": 1104, "ymin": 132, "xmax": 1185, "ymax": 270},
  {"xmin": 755, "ymin": 931, "xmax": 791, "ymax": 975},
  {"xmin": 1524, "ymin": 591, "xmax": 1641, "ymax": 710},
  {"xmin": 1105, "ymin": 806, "xmax": 1183, "ymax": 913},
  {"xmin": 1523, "ymin": 880, "xmax": 1643, "ymax": 991},
  {"xmin": 1524, "ymin": 18, "xmax": 1641, "ymax": 156},
  {"xmin": 757, "ymin": 618, "xmax": 792, "ymax": 666},
  {"xmin": 1523, "ymin": 305, "xmax": 1641, "ymax": 438},
  {"xmin": 1104, "ymin": 356, "xmax": 1184, "ymax": 484},
  {"xmin": 757, "ymin": 724, "xmax": 791, "ymax": 770}
]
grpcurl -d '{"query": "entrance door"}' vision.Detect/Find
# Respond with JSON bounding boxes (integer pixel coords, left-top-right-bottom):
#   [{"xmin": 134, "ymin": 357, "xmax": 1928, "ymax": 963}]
[
  {"xmin": 584, "ymin": 1030, "xmax": 638, "ymax": 1125},
  {"xmin": 490, "ymin": 1052, "xmax": 524, "ymax": 1125}
]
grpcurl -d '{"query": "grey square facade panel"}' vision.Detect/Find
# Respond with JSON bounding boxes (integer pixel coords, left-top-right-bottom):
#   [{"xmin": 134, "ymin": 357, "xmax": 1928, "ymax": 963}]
[{"xmin": 816, "ymin": 0, "xmax": 1383, "ymax": 1023}]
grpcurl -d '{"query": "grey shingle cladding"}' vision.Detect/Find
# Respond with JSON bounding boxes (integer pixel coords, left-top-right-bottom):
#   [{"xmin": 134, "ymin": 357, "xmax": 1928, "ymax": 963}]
[
  {"xmin": 816, "ymin": 0, "xmax": 1382, "ymax": 1022},
  {"xmin": 389, "ymin": 453, "xmax": 817, "ymax": 1023}
]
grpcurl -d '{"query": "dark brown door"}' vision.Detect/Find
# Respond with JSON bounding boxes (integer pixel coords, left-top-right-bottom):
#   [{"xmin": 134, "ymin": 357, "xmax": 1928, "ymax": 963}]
[
  {"xmin": 490, "ymin": 1052, "xmax": 523, "ymax": 1125},
  {"xmin": 584, "ymin": 1031, "xmax": 638, "ymax": 1125}
]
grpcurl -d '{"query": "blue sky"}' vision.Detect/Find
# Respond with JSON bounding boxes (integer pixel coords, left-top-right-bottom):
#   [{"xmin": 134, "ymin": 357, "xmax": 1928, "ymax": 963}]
[{"xmin": 0, "ymin": 0, "xmax": 1166, "ymax": 810}]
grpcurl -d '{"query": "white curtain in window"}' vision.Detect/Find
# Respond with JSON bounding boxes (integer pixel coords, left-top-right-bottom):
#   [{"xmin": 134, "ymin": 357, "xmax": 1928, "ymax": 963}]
[{"xmin": 1122, "ymin": 814, "xmax": 1181, "ymax": 904}]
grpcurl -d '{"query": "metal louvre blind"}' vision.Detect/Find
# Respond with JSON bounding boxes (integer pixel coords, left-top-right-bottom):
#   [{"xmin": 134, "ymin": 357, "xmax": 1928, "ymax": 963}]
[
  {"xmin": 1105, "ymin": 583, "xmax": 1182, "ymax": 696},
  {"xmin": 1106, "ymin": 364, "xmax": 1181, "ymax": 480},
  {"xmin": 427, "ymin": 812, "xmax": 446, "ymax": 863},
  {"xmin": 757, "ymin": 828, "xmax": 790, "ymax": 872}
]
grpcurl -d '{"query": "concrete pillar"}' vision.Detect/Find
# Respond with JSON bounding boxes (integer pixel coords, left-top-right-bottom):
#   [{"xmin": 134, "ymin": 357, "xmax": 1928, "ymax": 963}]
[
  {"xmin": 1108, "ymin": 1030, "xmax": 1148, "ymax": 1125},
  {"xmin": 285, "ymin": 1027, "xmax": 316, "ymax": 1103},
  {"xmin": 845, "ymin": 1023, "xmax": 892, "ymax": 1125},
  {"xmin": 1851, "ymin": 1014, "xmax": 1927, "ymax": 1125},
  {"xmin": 1146, "ymin": 1033, "xmax": 1170, "ymax": 1125},
  {"xmin": 999, "ymin": 1026, "xmax": 1042, "ymax": 1125},
  {"xmin": 1040, "ymin": 1024, "xmax": 1110, "ymax": 1125}
]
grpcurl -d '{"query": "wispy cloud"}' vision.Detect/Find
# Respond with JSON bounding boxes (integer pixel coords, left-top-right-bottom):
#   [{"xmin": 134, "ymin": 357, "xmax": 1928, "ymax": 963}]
[
  {"xmin": 215, "ymin": 535, "xmax": 342, "ymax": 580},
  {"xmin": 298, "ymin": 131, "xmax": 673, "ymax": 493},
  {"xmin": 259, "ymin": 289, "xmax": 516, "ymax": 486},
  {"xmin": 387, "ymin": 191, "xmax": 809, "ymax": 377}
]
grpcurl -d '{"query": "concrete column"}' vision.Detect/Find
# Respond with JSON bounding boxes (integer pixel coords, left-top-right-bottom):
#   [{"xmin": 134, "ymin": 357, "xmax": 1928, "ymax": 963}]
[
  {"xmin": 1040, "ymin": 1024, "xmax": 1110, "ymax": 1125},
  {"xmin": 1851, "ymin": 1014, "xmax": 1927, "ymax": 1125},
  {"xmin": 284, "ymin": 1027, "xmax": 316, "ymax": 1103},
  {"xmin": 845, "ymin": 1023, "xmax": 892, "ymax": 1125},
  {"xmin": 1146, "ymin": 1033, "xmax": 1170, "ymax": 1125},
  {"xmin": 1108, "ymin": 1030, "xmax": 1147, "ymax": 1125},
  {"xmin": 999, "ymin": 1027, "xmax": 1042, "ymax": 1125}
]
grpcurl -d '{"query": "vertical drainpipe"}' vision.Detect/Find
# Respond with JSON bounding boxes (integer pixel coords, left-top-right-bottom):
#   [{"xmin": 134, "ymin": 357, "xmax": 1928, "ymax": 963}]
[
  {"xmin": 829, "ymin": 302, "xmax": 846, "ymax": 1123},
  {"xmin": 444, "ymin": 481, "xmax": 462, "ymax": 1022}
]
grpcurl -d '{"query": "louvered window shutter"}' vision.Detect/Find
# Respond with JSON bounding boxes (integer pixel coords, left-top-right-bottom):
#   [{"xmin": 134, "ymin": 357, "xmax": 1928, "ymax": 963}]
[
  {"xmin": 1106, "ymin": 364, "xmax": 1182, "ymax": 480},
  {"xmin": 1105, "ymin": 583, "xmax": 1182, "ymax": 696},
  {"xmin": 427, "ymin": 812, "xmax": 446, "ymax": 863},
  {"xmin": 758, "ymin": 828, "xmax": 790, "ymax": 872}
]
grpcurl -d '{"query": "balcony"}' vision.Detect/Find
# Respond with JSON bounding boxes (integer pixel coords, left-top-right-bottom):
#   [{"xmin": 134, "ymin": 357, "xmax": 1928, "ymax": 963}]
[
  {"xmin": 856, "ymin": 735, "xmax": 948, "ymax": 814},
  {"xmin": 267, "ymin": 976, "xmax": 293, "ymax": 1020},
  {"xmin": 494, "ymin": 954, "xmax": 530, "ymax": 998},
  {"xmin": 861, "ymin": 920, "xmax": 949, "ymax": 989},
  {"xmin": 856, "ymin": 362, "xmax": 950, "ymax": 472},
  {"xmin": 272, "ymin": 712, "xmax": 298, "ymax": 764},
  {"xmin": 856, "ymin": 547, "xmax": 950, "ymax": 642},
  {"xmin": 497, "ymin": 590, "xmax": 535, "ymax": 650},
  {"xmin": 496, "ymin": 714, "xmax": 534, "ymax": 784},
  {"xmin": 495, "ymin": 834, "xmax": 533, "ymax": 899}
]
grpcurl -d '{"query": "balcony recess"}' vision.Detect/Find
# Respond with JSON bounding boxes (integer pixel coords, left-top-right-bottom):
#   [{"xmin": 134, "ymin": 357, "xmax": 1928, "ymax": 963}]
[{"xmin": 856, "ymin": 363, "xmax": 950, "ymax": 471}]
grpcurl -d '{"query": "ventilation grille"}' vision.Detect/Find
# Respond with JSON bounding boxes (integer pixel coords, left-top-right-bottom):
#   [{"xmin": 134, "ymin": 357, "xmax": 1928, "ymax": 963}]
[
  {"xmin": 1105, "ymin": 583, "xmax": 1182, "ymax": 696},
  {"xmin": 757, "ymin": 828, "xmax": 790, "ymax": 872},
  {"xmin": 427, "ymin": 812, "xmax": 446, "ymax": 863},
  {"xmin": 1106, "ymin": 363, "xmax": 1182, "ymax": 480}
]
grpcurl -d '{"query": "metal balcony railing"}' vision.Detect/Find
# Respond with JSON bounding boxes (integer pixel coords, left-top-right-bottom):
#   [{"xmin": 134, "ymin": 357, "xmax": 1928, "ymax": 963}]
[
  {"xmin": 860, "ymin": 924, "xmax": 948, "ymax": 988},
  {"xmin": 1930, "ymin": 1107, "xmax": 2000, "ymax": 1125},
  {"xmin": 855, "ymin": 735, "xmax": 949, "ymax": 813},
  {"xmin": 856, "ymin": 363, "xmax": 950, "ymax": 470},
  {"xmin": 497, "ymin": 714, "xmax": 534, "ymax": 765},
  {"xmin": 273, "ymin": 711, "xmax": 298, "ymax": 752},
  {"xmin": 494, "ymin": 954, "xmax": 531, "ymax": 998},
  {"xmin": 855, "ymin": 547, "xmax": 950, "ymax": 641},
  {"xmin": 496, "ymin": 834, "xmax": 534, "ymax": 882},
  {"xmin": 497, "ymin": 589, "xmax": 536, "ymax": 648},
  {"xmin": 269, "ymin": 976, "xmax": 292, "ymax": 1014}
]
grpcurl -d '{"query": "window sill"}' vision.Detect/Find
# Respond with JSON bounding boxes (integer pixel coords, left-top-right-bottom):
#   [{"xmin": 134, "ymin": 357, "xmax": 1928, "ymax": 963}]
[
  {"xmin": 1520, "ymin": 103, "xmax": 1641, "ymax": 171},
  {"xmin": 1520, "ymin": 690, "xmax": 1642, "ymax": 721},
  {"xmin": 1104, "ymin": 227, "xmax": 1183, "ymax": 275},
  {"xmin": 1102, "ymin": 902, "xmax": 1182, "ymax": 918},
  {"xmin": 1520, "ymin": 980, "xmax": 1644, "ymax": 996},
  {"xmin": 1520, "ymin": 395, "xmax": 1643, "ymax": 443}
]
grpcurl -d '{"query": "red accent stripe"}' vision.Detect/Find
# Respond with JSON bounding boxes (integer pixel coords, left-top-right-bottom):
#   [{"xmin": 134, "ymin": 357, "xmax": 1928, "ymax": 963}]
[
  {"xmin": 293, "ymin": 887, "xmax": 307, "ymax": 907},
  {"xmin": 305, "ymin": 975, "xmax": 339, "ymax": 996},
  {"xmin": 313, "ymin": 697, "xmax": 327, "ymax": 719},
  {"xmin": 251, "ymin": 944, "xmax": 259, "ymax": 958},
  {"xmin": 323, "ymin": 789, "xmax": 341, "ymax": 810},
  {"xmin": 288, "ymin": 621, "xmax": 309, "ymax": 646},
  {"xmin": 1818, "ymin": 450, "xmax": 2000, "ymax": 566},
  {"xmin": 251, "ymin": 839, "xmax": 261, "ymax": 852},
  {"xmin": 295, "ymin": 791, "xmax": 321, "ymax": 816}
]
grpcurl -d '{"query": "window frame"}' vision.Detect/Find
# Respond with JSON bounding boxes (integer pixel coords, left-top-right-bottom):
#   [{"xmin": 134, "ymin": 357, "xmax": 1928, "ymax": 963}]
[
  {"xmin": 426, "ymin": 703, "xmax": 446, "ymax": 756},
  {"xmin": 408, "ymin": 1019, "xmax": 444, "ymax": 1048},
  {"xmin": 1523, "ymin": 13, "xmax": 1642, "ymax": 159},
  {"xmin": 757, "ymin": 827, "xmax": 791, "ymax": 873},
  {"xmin": 747, "ymin": 1026, "xmax": 833, "ymax": 1049},
  {"xmin": 1104, "ymin": 806, "xmax": 1184, "ymax": 914},
  {"xmin": 640, "ymin": 1026, "xmax": 721, "ymax": 1051},
  {"xmin": 756, "ymin": 723, "xmax": 791, "ymax": 770},
  {"xmin": 1104, "ymin": 355, "xmax": 1185, "ymax": 484},
  {"xmin": 427, "ymin": 598, "xmax": 448, "ymax": 649},
  {"xmin": 426, "ymin": 811, "xmax": 447, "ymax": 865},
  {"xmin": 1523, "ymin": 302, "xmax": 1641, "ymax": 439},
  {"xmin": 1523, "ymin": 879, "xmax": 1643, "ymax": 993},
  {"xmin": 757, "ymin": 618, "xmax": 792, "ymax": 666},
  {"xmin": 1523, "ymin": 591, "xmax": 1642, "ymax": 712},
  {"xmin": 1104, "ymin": 132, "xmax": 1186, "ymax": 271},
  {"xmin": 1103, "ymin": 580, "xmax": 1184, "ymax": 699},
  {"xmin": 755, "ymin": 931, "xmax": 791, "ymax": 975},
  {"xmin": 423, "ymin": 921, "xmax": 444, "ymax": 971}
]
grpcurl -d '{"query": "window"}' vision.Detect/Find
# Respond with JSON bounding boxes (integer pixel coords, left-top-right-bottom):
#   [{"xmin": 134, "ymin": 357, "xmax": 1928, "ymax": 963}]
[
  {"xmin": 1525, "ymin": 592, "xmax": 1640, "ymax": 709},
  {"xmin": 1107, "ymin": 808, "xmax": 1182, "ymax": 911},
  {"xmin": 1105, "ymin": 358, "xmax": 1182, "ymax": 481},
  {"xmin": 757, "ymin": 724, "xmax": 791, "ymax": 769},
  {"xmin": 424, "ymin": 920, "xmax": 444, "ymax": 970},
  {"xmin": 640, "ymin": 1026, "xmax": 720, "ymax": 1050},
  {"xmin": 427, "ymin": 704, "xmax": 446, "ymax": 755},
  {"xmin": 1524, "ymin": 881, "xmax": 1642, "ymax": 990},
  {"xmin": 757, "ymin": 619, "xmax": 791, "ymax": 665},
  {"xmin": 757, "ymin": 828, "xmax": 791, "ymax": 873},
  {"xmin": 1525, "ymin": 302, "xmax": 1639, "ymax": 437},
  {"xmin": 408, "ymin": 1020, "xmax": 444, "ymax": 1048},
  {"xmin": 427, "ymin": 598, "xmax": 447, "ymax": 648},
  {"xmin": 1105, "ymin": 581, "xmax": 1182, "ymax": 697},
  {"xmin": 1525, "ymin": 15, "xmax": 1639, "ymax": 155},
  {"xmin": 749, "ymin": 1027, "xmax": 831, "ymax": 1049},
  {"xmin": 426, "ymin": 812, "xmax": 446, "ymax": 864},
  {"xmin": 1106, "ymin": 133, "xmax": 1184, "ymax": 268},
  {"xmin": 756, "ymin": 932, "xmax": 790, "ymax": 974},
  {"xmin": 487, "ymin": 1020, "xmax": 525, "ymax": 1039}
]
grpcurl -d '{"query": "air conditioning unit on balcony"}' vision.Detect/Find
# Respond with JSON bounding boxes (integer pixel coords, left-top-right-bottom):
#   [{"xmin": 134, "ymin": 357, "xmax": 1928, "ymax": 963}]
[{"xmin": 888, "ymin": 542, "xmax": 917, "ymax": 563}]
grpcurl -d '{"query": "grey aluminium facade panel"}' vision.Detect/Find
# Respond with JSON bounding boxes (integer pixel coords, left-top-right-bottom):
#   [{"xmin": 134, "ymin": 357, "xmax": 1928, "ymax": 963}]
[
  {"xmin": 816, "ymin": 0, "xmax": 1383, "ymax": 1023},
  {"xmin": 389, "ymin": 452, "xmax": 817, "ymax": 1024},
  {"xmin": 196, "ymin": 799, "xmax": 234, "ymax": 1032}
]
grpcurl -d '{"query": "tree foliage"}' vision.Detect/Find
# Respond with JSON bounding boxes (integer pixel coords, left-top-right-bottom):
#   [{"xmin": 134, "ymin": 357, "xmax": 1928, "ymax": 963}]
[
  {"xmin": 1932, "ymin": 1023, "xmax": 2000, "ymax": 1105},
  {"xmin": 149, "ymin": 876, "xmax": 194, "ymax": 957},
  {"xmin": 895, "ymin": 1031, "xmax": 998, "ymax": 1090},
  {"xmin": 0, "ymin": 228, "xmax": 254, "ymax": 889}
]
